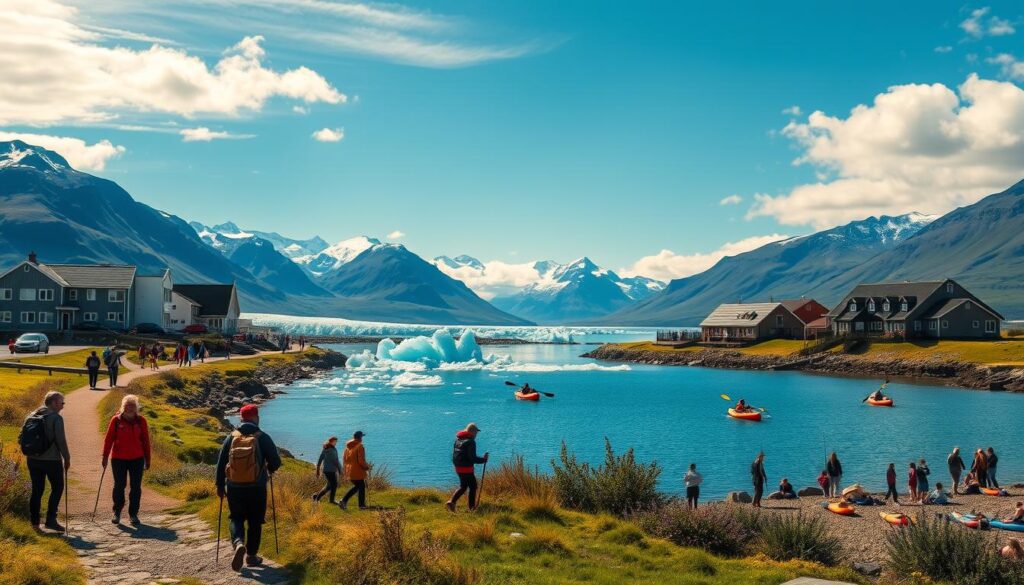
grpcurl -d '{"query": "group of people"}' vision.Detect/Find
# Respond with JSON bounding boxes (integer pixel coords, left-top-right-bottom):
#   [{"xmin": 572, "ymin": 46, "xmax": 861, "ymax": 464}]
[
  {"xmin": 137, "ymin": 342, "xmax": 167, "ymax": 370},
  {"xmin": 83, "ymin": 346, "xmax": 124, "ymax": 389},
  {"xmin": 172, "ymin": 340, "xmax": 208, "ymax": 367},
  {"xmin": 949, "ymin": 446, "xmax": 1002, "ymax": 493}
]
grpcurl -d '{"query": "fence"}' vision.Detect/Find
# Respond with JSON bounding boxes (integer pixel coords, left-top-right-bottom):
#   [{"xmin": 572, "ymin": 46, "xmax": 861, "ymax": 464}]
[{"xmin": 655, "ymin": 329, "xmax": 701, "ymax": 342}]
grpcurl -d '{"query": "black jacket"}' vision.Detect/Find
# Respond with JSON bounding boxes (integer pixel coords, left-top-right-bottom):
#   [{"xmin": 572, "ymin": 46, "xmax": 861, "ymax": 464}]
[
  {"xmin": 827, "ymin": 459, "xmax": 843, "ymax": 476},
  {"xmin": 452, "ymin": 432, "xmax": 486, "ymax": 469},
  {"xmin": 216, "ymin": 421, "xmax": 282, "ymax": 489}
]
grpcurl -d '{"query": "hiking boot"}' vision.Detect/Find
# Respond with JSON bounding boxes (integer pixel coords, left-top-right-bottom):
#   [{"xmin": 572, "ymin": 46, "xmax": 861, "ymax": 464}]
[
  {"xmin": 231, "ymin": 543, "xmax": 247, "ymax": 572},
  {"xmin": 44, "ymin": 520, "xmax": 65, "ymax": 532},
  {"xmin": 245, "ymin": 555, "xmax": 264, "ymax": 567},
  {"xmin": 338, "ymin": 500, "xmax": 347, "ymax": 510},
  {"xmin": 444, "ymin": 501, "xmax": 455, "ymax": 513},
  {"xmin": 311, "ymin": 494, "xmax": 320, "ymax": 503},
  {"xmin": 129, "ymin": 515, "xmax": 141, "ymax": 526},
  {"xmin": 111, "ymin": 512, "xmax": 121, "ymax": 524},
  {"xmin": 358, "ymin": 506, "xmax": 370, "ymax": 511}
]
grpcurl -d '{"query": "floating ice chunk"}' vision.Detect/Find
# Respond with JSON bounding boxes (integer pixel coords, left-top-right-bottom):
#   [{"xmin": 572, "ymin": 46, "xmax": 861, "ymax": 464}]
[
  {"xmin": 345, "ymin": 350, "xmax": 377, "ymax": 368},
  {"xmin": 390, "ymin": 372, "xmax": 444, "ymax": 387},
  {"xmin": 376, "ymin": 329, "xmax": 486, "ymax": 366}
]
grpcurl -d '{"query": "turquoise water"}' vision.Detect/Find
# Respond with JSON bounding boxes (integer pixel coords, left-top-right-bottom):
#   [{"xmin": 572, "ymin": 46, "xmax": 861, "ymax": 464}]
[{"xmin": 255, "ymin": 341, "xmax": 1024, "ymax": 499}]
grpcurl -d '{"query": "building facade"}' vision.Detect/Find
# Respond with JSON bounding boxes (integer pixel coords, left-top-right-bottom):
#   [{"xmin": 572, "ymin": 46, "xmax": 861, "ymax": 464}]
[
  {"xmin": 172, "ymin": 283, "xmax": 241, "ymax": 333},
  {"xmin": 133, "ymin": 269, "xmax": 174, "ymax": 329},
  {"xmin": 700, "ymin": 302, "xmax": 809, "ymax": 343}
]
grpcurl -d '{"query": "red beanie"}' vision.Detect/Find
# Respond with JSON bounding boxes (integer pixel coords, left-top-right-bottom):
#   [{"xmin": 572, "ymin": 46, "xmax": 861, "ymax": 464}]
[{"xmin": 239, "ymin": 404, "xmax": 259, "ymax": 421}]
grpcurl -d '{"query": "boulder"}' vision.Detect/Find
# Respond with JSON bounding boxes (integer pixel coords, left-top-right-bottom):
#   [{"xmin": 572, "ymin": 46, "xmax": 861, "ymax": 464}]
[
  {"xmin": 852, "ymin": 561, "xmax": 882, "ymax": 576},
  {"xmin": 798, "ymin": 486, "xmax": 825, "ymax": 497},
  {"xmin": 726, "ymin": 491, "xmax": 752, "ymax": 504}
]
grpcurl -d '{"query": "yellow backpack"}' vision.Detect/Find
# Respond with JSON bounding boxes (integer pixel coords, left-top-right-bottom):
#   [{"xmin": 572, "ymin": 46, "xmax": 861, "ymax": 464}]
[{"xmin": 226, "ymin": 430, "xmax": 262, "ymax": 485}]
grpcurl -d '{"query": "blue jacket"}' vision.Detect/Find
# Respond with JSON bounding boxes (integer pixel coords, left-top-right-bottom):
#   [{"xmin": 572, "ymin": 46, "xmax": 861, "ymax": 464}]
[{"xmin": 215, "ymin": 421, "xmax": 282, "ymax": 489}]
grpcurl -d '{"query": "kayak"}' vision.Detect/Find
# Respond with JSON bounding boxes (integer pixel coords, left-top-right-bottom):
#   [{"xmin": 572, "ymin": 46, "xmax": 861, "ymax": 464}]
[
  {"xmin": 950, "ymin": 512, "xmax": 983, "ymax": 529},
  {"xmin": 727, "ymin": 408, "xmax": 762, "ymax": 422},
  {"xmin": 990, "ymin": 520, "xmax": 1024, "ymax": 532},
  {"xmin": 514, "ymin": 392, "xmax": 540, "ymax": 401},
  {"xmin": 825, "ymin": 502, "xmax": 856, "ymax": 516},
  {"xmin": 879, "ymin": 511, "xmax": 912, "ymax": 526},
  {"xmin": 867, "ymin": 397, "xmax": 894, "ymax": 407},
  {"xmin": 981, "ymin": 487, "xmax": 1004, "ymax": 496}
]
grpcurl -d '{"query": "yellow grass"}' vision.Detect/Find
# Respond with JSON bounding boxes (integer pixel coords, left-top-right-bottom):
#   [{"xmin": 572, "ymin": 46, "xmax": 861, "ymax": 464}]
[{"xmin": 841, "ymin": 339, "xmax": 1024, "ymax": 365}]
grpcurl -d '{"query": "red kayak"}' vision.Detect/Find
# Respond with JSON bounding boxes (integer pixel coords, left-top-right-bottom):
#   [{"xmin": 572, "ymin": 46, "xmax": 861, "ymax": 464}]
[
  {"xmin": 867, "ymin": 397, "xmax": 894, "ymax": 407},
  {"xmin": 515, "ymin": 391, "xmax": 540, "ymax": 401}
]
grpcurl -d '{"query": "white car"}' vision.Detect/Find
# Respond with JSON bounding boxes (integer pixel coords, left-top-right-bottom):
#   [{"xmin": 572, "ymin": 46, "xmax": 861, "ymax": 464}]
[{"xmin": 14, "ymin": 333, "xmax": 50, "ymax": 354}]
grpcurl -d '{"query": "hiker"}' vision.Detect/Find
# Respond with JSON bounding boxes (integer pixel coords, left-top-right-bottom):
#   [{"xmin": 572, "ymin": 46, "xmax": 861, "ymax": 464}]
[
  {"xmin": 948, "ymin": 447, "xmax": 966, "ymax": 495},
  {"xmin": 102, "ymin": 394, "xmax": 151, "ymax": 525},
  {"xmin": 299, "ymin": 335, "xmax": 305, "ymax": 350},
  {"xmin": 925, "ymin": 482, "xmax": 949, "ymax": 505},
  {"xmin": 826, "ymin": 452, "xmax": 843, "ymax": 498},
  {"xmin": 1002, "ymin": 538, "xmax": 1024, "ymax": 560},
  {"xmin": 215, "ymin": 405, "xmax": 282, "ymax": 572},
  {"xmin": 186, "ymin": 343, "xmax": 195, "ymax": 367},
  {"xmin": 137, "ymin": 343, "xmax": 146, "ymax": 363},
  {"xmin": 198, "ymin": 341, "xmax": 207, "ymax": 363},
  {"xmin": 85, "ymin": 351, "xmax": 101, "ymax": 389},
  {"xmin": 445, "ymin": 423, "xmax": 488, "ymax": 512},
  {"xmin": 149, "ymin": 345, "xmax": 159, "ymax": 370},
  {"xmin": 684, "ymin": 463, "xmax": 702, "ymax": 509},
  {"xmin": 884, "ymin": 463, "xmax": 900, "ymax": 505},
  {"xmin": 916, "ymin": 459, "xmax": 931, "ymax": 503},
  {"xmin": 225, "ymin": 340, "xmax": 231, "ymax": 360},
  {"xmin": 22, "ymin": 391, "xmax": 70, "ymax": 531},
  {"xmin": 175, "ymin": 343, "xmax": 185, "ymax": 367},
  {"xmin": 817, "ymin": 469, "xmax": 830, "ymax": 494},
  {"xmin": 772, "ymin": 477, "xmax": 797, "ymax": 499},
  {"xmin": 340, "ymin": 431, "xmax": 371, "ymax": 510},
  {"xmin": 106, "ymin": 348, "xmax": 122, "ymax": 387},
  {"xmin": 750, "ymin": 452, "xmax": 767, "ymax": 507},
  {"xmin": 1003, "ymin": 502, "xmax": 1024, "ymax": 524},
  {"xmin": 313, "ymin": 436, "xmax": 341, "ymax": 504},
  {"xmin": 972, "ymin": 448, "xmax": 989, "ymax": 488},
  {"xmin": 908, "ymin": 462, "xmax": 918, "ymax": 502},
  {"xmin": 986, "ymin": 447, "xmax": 999, "ymax": 489}
]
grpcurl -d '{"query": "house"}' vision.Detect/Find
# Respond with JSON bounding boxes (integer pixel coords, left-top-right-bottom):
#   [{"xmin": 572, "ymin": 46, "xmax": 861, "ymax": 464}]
[
  {"xmin": 700, "ymin": 301, "xmax": 810, "ymax": 343},
  {"xmin": 827, "ymin": 279, "xmax": 1002, "ymax": 339},
  {"xmin": 0, "ymin": 252, "xmax": 138, "ymax": 331},
  {"xmin": 133, "ymin": 269, "xmax": 173, "ymax": 329},
  {"xmin": 172, "ymin": 283, "xmax": 241, "ymax": 333},
  {"xmin": 169, "ymin": 290, "xmax": 202, "ymax": 330}
]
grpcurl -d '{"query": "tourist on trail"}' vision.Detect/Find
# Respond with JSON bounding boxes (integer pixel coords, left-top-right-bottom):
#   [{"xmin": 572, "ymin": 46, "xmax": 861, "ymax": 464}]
[
  {"xmin": 340, "ymin": 431, "xmax": 371, "ymax": 510},
  {"xmin": 972, "ymin": 448, "xmax": 989, "ymax": 488},
  {"xmin": 986, "ymin": 447, "xmax": 1000, "ymax": 489},
  {"xmin": 186, "ymin": 343, "xmax": 194, "ymax": 367},
  {"xmin": 225, "ymin": 340, "xmax": 231, "ymax": 360},
  {"xmin": 1003, "ymin": 501, "xmax": 1024, "ymax": 524},
  {"xmin": 299, "ymin": 335, "xmax": 306, "ymax": 351},
  {"xmin": 773, "ymin": 477, "xmax": 797, "ymax": 499},
  {"xmin": 198, "ymin": 341, "xmax": 207, "ymax": 363},
  {"xmin": 908, "ymin": 462, "xmax": 918, "ymax": 502},
  {"xmin": 175, "ymin": 343, "xmax": 185, "ymax": 367},
  {"xmin": 137, "ymin": 343, "xmax": 146, "ymax": 363},
  {"xmin": 85, "ymin": 351, "xmax": 101, "ymax": 389},
  {"xmin": 916, "ymin": 459, "xmax": 931, "ymax": 503},
  {"xmin": 684, "ymin": 463, "xmax": 702, "ymax": 509},
  {"xmin": 948, "ymin": 447, "xmax": 966, "ymax": 495},
  {"xmin": 446, "ymin": 423, "xmax": 488, "ymax": 512},
  {"xmin": 216, "ymin": 404, "xmax": 282, "ymax": 572},
  {"xmin": 102, "ymin": 394, "xmax": 151, "ymax": 525},
  {"xmin": 105, "ymin": 348, "xmax": 122, "ymax": 387},
  {"xmin": 313, "ymin": 436, "xmax": 341, "ymax": 504},
  {"xmin": 925, "ymin": 482, "xmax": 949, "ymax": 505},
  {"xmin": 884, "ymin": 463, "xmax": 900, "ymax": 505},
  {"xmin": 149, "ymin": 345, "xmax": 159, "ymax": 370},
  {"xmin": 22, "ymin": 391, "xmax": 70, "ymax": 531},
  {"xmin": 826, "ymin": 452, "xmax": 843, "ymax": 498},
  {"xmin": 817, "ymin": 469, "xmax": 829, "ymax": 494},
  {"xmin": 750, "ymin": 452, "xmax": 767, "ymax": 507},
  {"xmin": 1002, "ymin": 538, "xmax": 1024, "ymax": 560},
  {"xmin": 7, "ymin": 337, "xmax": 14, "ymax": 354}
]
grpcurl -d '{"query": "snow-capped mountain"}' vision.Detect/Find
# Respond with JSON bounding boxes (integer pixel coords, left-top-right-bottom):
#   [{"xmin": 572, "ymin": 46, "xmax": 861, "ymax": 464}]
[
  {"xmin": 435, "ymin": 254, "xmax": 485, "ymax": 271},
  {"xmin": 190, "ymin": 221, "xmax": 328, "ymax": 260},
  {"xmin": 293, "ymin": 236, "xmax": 381, "ymax": 276}
]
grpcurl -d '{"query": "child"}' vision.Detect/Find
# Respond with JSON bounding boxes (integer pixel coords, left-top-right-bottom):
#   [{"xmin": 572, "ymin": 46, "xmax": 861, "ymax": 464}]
[
  {"xmin": 817, "ymin": 470, "xmax": 830, "ymax": 495},
  {"xmin": 925, "ymin": 482, "xmax": 948, "ymax": 505},
  {"xmin": 885, "ymin": 463, "xmax": 899, "ymax": 505}
]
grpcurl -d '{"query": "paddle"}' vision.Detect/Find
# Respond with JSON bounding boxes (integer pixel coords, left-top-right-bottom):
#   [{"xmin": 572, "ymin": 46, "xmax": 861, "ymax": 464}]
[
  {"xmin": 504, "ymin": 381, "xmax": 554, "ymax": 398},
  {"xmin": 722, "ymin": 393, "xmax": 765, "ymax": 414}
]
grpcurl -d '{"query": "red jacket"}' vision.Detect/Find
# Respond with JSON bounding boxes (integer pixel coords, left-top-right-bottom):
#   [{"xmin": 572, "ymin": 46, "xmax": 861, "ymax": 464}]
[
  {"xmin": 103, "ymin": 414, "xmax": 151, "ymax": 465},
  {"xmin": 886, "ymin": 467, "xmax": 896, "ymax": 486}
]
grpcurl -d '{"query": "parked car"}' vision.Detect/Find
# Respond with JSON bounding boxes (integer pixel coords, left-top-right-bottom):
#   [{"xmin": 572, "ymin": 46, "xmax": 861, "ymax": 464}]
[
  {"xmin": 183, "ymin": 324, "xmax": 208, "ymax": 334},
  {"xmin": 74, "ymin": 320, "xmax": 114, "ymax": 332},
  {"xmin": 14, "ymin": 333, "xmax": 50, "ymax": 354},
  {"xmin": 132, "ymin": 323, "xmax": 166, "ymax": 335}
]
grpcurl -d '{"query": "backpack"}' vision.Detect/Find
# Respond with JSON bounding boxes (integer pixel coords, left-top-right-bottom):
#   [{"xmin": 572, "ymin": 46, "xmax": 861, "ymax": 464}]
[
  {"xmin": 226, "ymin": 430, "xmax": 262, "ymax": 485},
  {"xmin": 102, "ymin": 347, "xmax": 111, "ymax": 365},
  {"xmin": 452, "ymin": 437, "xmax": 474, "ymax": 467},
  {"xmin": 18, "ymin": 413, "xmax": 51, "ymax": 456}
]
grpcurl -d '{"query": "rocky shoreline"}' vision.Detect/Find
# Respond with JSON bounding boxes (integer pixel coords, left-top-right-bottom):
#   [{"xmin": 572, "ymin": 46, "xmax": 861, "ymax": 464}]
[{"xmin": 582, "ymin": 345, "xmax": 1024, "ymax": 391}]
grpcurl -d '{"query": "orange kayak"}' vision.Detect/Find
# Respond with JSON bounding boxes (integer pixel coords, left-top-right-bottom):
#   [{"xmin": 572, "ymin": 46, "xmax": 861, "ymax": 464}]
[
  {"xmin": 981, "ymin": 487, "xmax": 1003, "ymax": 496},
  {"xmin": 515, "ymin": 392, "xmax": 540, "ymax": 401},
  {"xmin": 826, "ymin": 502, "xmax": 856, "ymax": 516},
  {"xmin": 879, "ymin": 511, "xmax": 912, "ymax": 526},
  {"xmin": 727, "ymin": 408, "xmax": 762, "ymax": 422},
  {"xmin": 867, "ymin": 397, "xmax": 893, "ymax": 407}
]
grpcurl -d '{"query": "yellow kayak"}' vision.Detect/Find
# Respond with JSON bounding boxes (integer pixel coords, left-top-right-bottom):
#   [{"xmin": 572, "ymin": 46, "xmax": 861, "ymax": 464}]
[{"xmin": 879, "ymin": 511, "xmax": 912, "ymax": 526}]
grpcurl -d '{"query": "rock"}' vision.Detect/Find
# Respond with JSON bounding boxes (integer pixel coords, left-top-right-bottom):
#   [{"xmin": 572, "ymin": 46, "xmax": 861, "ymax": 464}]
[
  {"xmin": 798, "ymin": 486, "xmax": 825, "ymax": 497},
  {"xmin": 726, "ymin": 491, "xmax": 752, "ymax": 503},
  {"xmin": 509, "ymin": 532, "xmax": 524, "ymax": 539},
  {"xmin": 853, "ymin": 561, "xmax": 882, "ymax": 576}
]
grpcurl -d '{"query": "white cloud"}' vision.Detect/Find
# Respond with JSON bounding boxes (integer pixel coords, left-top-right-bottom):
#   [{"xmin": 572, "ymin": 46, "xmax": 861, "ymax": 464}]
[
  {"xmin": 782, "ymin": 105, "xmax": 802, "ymax": 116},
  {"xmin": 292, "ymin": 105, "xmax": 309, "ymax": 115},
  {"xmin": 386, "ymin": 230, "xmax": 405, "ymax": 240},
  {"xmin": 179, "ymin": 127, "xmax": 254, "ymax": 142},
  {"xmin": 988, "ymin": 53, "xmax": 1024, "ymax": 81},
  {"xmin": 748, "ymin": 75, "xmax": 1024, "ymax": 229},
  {"xmin": 434, "ymin": 260, "xmax": 545, "ymax": 300},
  {"xmin": 960, "ymin": 7, "xmax": 1015, "ymax": 38},
  {"xmin": 312, "ymin": 127, "xmax": 345, "ymax": 142},
  {"xmin": 934, "ymin": 45, "xmax": 953, "ymax": 54},
  {"xmin": 0, "ymin": 131, "xmax": 125, "ymax": 170},
  {"xmin": 719, "ymin": 194, "xmax": 743, "ymax": 206},
  {"xmin": 0, "ymin": 2, "xmax": 345, "ymax": 126},
  {"xmin": 619, "ymin": 235, "xmax": 790, "ymax": 282}
]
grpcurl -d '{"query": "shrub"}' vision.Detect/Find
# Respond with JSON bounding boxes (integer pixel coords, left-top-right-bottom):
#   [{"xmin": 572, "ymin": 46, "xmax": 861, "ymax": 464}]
[
  {"xmin": 0, "ymin": 443, "xmax": 30, "ymax": 515},
  {"xmin": 634, "ymin": 501, "xmax": 756, "ymax": 557},
  {"xmin": 551, "ymin": 439, "xmax": 663, "ymax": 516},
  {"xmin": 885, "ymin": 513, "xmax": 1024, "ymax": 585},
  {"xmin": 602, "ymin": 524, "xmax": 648, "ymax": 548},
  {"xmin": 406, "ymin": 488, "xmax": 444, "ymax": 505},
  {"xmin": 754, "ymin": 513, "xmax": 841, "ymax": 565},
  {"xmin": 460, "ymin": 517, "xmax": 497, "ymax": 548},
  {"xmin": 367, "ymin": 462, "xmax": 394, "ymax": 491},
  {"xmin": 519, "ymin": 494, "xmax": 563, "ymax": 524},
  {"xmin": 178, "ymin": 479, "xmax": 215, "ymax": 502},
  {"xmin": 0, "ymin": 516, "xmax": 84, "ymax": 585},
  {"xmin": 512, "ymin": 526, "xmax": 571, "ymax": 556},
  {"xmin": 485, "ymin": 454, "xmax": 554, "ymax": 501}
]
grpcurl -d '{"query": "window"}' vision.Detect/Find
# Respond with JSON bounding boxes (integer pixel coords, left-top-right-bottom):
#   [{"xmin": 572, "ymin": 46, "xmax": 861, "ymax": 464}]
[
  {"xmin": 0, "ymin": 288, "xmax": 11, "ymax": 301},
  {"xmin": 914, "ymin": 321, "xmax": 921, "ymax": 331},
  {"xmin": 0, "ymin": 311, "xmax": 10, "ymax": 323},
  {"xmin": 854, "ymin": 322, "xmax": 864, "ymax": 331},
  {"xmin": 901, "ymin": 301, "xmax": 908, "ymax": 312},
  {"xmin": 947, "ymin": 283, "xmax": 954, "ymax": 293},
  {"xmin": 37, "ymin": 289, "xmax": 54, "ymax": 301},
  {"xmin": 929, "ymin": 321, "xmax": 936, "ymax": 330},
  {"xmin": 775, "ymin": 315, "xmax": 784, "ymax": 327},
  {"xmin": 868, "ymin": 300, "xmax": 875, "ymax": 312},
  {"xmin": 972, "ymin": 320, "xmax": 980, "ymax": 329},
  {"xmin": 870, "ymin": 321, "xmax": 883, "ymax": 331},
  {"xmin": 83, "ymin": 312, "xmax": 97, "ymax": 322},
  {"xmin": 38, "ymin": 312, "xmax": 53, "ymax": 325},
  {"xmin": 985, "ymin": 320, "xmax": 997, "ymax": 333},
  {"xmin": 68, "ymin": 289, "xmax": 78, "ymax": 301},
  {"xmin": 849, "ymin": 301, "xmax": 857, "ymax": 312},
  {"xmin": 106, "ymin": 312, "xmax": 124, "ymax": 322},
  {"xmin": 965, "ymin": 302, "xmax": 971, "ymax": 310},
  {"xmin": 20, "ymin": 312, "xmax": 36, "ymax": 324},
  {"xmin": 23, "ymin": 265, "xmax": 29, "ymax": 273},
  {"xmin": 86, "ymin": 289, "xmax": 96, "ymax": 301},
  {"xmin": 108, "ymin": 290, "xmax": 125, "ymax": 303},
  {"xmin": 883, "ymin": 301, "xmax": 890, "ymax": 312},
  {"xmin": 942, "ymin": 320, "xmax": 949, "ymax": 329},
  {"xmin": 19, "ymin": 288, "xmax": 36, "ymax": 301}
]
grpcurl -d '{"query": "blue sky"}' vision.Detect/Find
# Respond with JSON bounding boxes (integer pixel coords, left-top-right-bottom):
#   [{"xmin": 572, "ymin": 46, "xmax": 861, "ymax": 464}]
[{"xmin": 2, "ymin": 1, "xmax": 1024, "ymax": 282}]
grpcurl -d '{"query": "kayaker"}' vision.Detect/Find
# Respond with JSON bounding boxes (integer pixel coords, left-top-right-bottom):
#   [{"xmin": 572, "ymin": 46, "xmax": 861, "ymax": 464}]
[
  {"xmin": 871, "ymin": 388, "xmax": 884, "ymax": 401},
  {"xmin": 1002, "ymin": 538, "xmax": 1024, "ymax": 560},
  {"xmin": 826, "ymin": 452, "xmax": 843, "ymax": 498},
  {"xmin": 735, "ymin": 399, "xmax": 749, "ymax": 413},
  {"xmin": 986, "ymin": 447, "xmax": 999, "ymax": 489},
  {"xmin": 750, "ymin": 452, "xmax": 767, "ymax": 508},
  {"xmin": 445, "ymin": 423, "xmax": 488, "ymax": 512},
  {"xmin": 683, "ymin": 463, "xmax": 702, "ymax": 509},
  {"xmin": 948, "ymin": 447, "xmax": 966, "ymax": 495},
  {"xmin": 884, "ymin": 463, "xmax": 899, "ymax": 505},
  {"xmin": 925, "ymin": 482, "xmax": 949, "ymax": 505},
  {"xmin": 521, "ymin": 383, "xmax": 535, "ymax": 394},
  {"xmin": 1003, "ymin": 502, "xmax": 1024, "ymax": 524},
  {"xmin": 916, "ymin": 459, "xmax": 930, "ymax": 503},
  {"xmin": 908, "ymin": 462, "xmax": 918, "ymax": 502}
]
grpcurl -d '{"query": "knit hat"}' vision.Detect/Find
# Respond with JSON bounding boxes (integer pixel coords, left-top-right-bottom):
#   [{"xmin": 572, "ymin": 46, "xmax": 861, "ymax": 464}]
[{"xmin": 239, "ymin": 404, "xmax": 259, "ymax": 421}]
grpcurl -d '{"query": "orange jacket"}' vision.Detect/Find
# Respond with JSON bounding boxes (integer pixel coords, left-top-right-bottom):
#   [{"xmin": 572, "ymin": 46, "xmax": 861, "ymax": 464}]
[{"xmin": 344, "ymin": 439, "xmax": 369, "ymax": 480}]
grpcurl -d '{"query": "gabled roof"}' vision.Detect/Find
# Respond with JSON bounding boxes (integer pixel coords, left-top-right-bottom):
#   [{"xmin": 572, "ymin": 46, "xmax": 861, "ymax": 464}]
[
  {"xmin": 827, "ymin": 281, "xmax": 946, "ymax": 317},
  {"xmin": 173, "ymin": 284, "xmax": 235, "ymax": 316},
  {"xmin": 44, "ymin": 264, "xmax": 136, "ymax": 289},
  {"xmin": 920, "ymin": 298, "xmax": 1003, "ymax": 320},
  {"xmin": 700, "ymin": 302, "xmax": 788, "ymax": 327},
  {"xmin": 0, "ymin": 260, "xmax": 70, "ymax": 286},
  {"xmin": 171, "ymin": 290, "xmax": 202, "ymax": 307}
]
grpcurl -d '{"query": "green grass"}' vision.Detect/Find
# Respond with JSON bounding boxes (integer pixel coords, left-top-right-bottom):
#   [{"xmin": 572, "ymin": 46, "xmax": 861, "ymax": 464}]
[
  {"xmin": 615, "ymin": 340, "xmax": 808, "ymax": 357},
  {"xmin": 0, "ymin": 348, "xmax": 102, "ymax": 401}
]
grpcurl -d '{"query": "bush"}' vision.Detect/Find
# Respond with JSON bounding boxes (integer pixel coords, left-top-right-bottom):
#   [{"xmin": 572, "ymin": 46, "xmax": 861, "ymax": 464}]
[
  {"xmin": 149, "ymin": 463, "xmax": 214, "ymax": 487},
  {"xmin": 0, "ymin": 443, "xmax": 29, "ymax": 515},
  {"xmin": 367, "ymin": 462, "xmax": 394, "ymax": 491},
  {"xmin": 511, "ymin": 526, "xmax": 571, "ymax": 556},
  {"xmin": 551, "ymin": 439, "xmax": 663, "ymax": 516},
  {"xmin": 634, "ymin": 502, "xmax": 756, "ymax": 557},
  {"xmin": 485, "ymin": 454, "xmax": 554, "ymax": 501},
  {"xmin": 754, "ymin": 513, "xmax": 841, "ymax": 565},
  {"xmin": 885, "ymin": 513, "xmax": 1024, "ymax": 585}
]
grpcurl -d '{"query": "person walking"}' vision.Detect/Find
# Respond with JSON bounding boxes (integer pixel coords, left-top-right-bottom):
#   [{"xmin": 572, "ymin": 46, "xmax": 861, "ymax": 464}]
[
  {"xmin": 7, "ymin": 337, "xmax": 14, "ymax": 354},
  {"xmin": 750, "ymin": 452, "xmax": 767, "ymax": 508},
  {"xmin": 105, "ymin": 348, "xmax": 122, "ymax": 388},
  {"xmin": 198, "ymin": 341, "xmax": 207, "ymax": 363},
  {"xmin": 21, "ymin": 391, "xmax": 70, "ymax": 531},
  {"xmin": 340, "ymin": 431, "xmax": 371, "ymax": 510},
  {"xmin": 826, "ymin": 452, "xmax": 843, "ymax": 498},
  {"xmin": 149, "ymin": 345, "xmax": 159, "ymax": 370},
  {"xmin": 884, "ymin": 463, "xmax": 900, "ymax": 505},
  {"xmin": 186, "ymin": 342, "xmax": 195, "ymax": 367},
  {"xmin": 684, "ymin": 463, "xmax": 702, "ymax": 509},
  {"xmin": 85, "ymin": 351, "xmax": 101, "ymax": 389},
  {"xmin": 137, "ymin": 343, "xmax": 146, "ymax": 364},
  {"xmin": 972, "ymin": 449, "xmax": 989, "ymax": 489},
  {"xmin": 299, "ymin": 335, "xmax": 306, "ymax": 351},
  {"xmin": 908, "ymin": 462, "xmax": 918, "ymax": 502},
  {"xmin": 215, "ymin": 405, "xmax": 282, "ymax": 572},
  {"xmin": 916, "ymin": 459, "xmax": 931, "ymax": 503},
  {"xmin": 445, "ymin": 423, "xmax": 488, "ymax": 512},
  {"xmin": 948, "ymin": 447, "xmax": 966, "ymax": 495},
  {"xmin": 102, "ymin": 394, "xmax": 151, "ymax": 525},
  {"xmin": 986, "ymin": 447, "xmax": 1000, "ymax": 489},
  {"xmin": 312, "ymin": 437, "xmax": 341, "ymax": 504}
]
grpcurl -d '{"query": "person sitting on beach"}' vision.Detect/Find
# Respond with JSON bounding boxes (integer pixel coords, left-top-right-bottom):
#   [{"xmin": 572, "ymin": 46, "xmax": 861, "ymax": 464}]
[
  {"xmin": 962, "ymin": 471, "xmax": 982, "ymax": 495},
  {"xmin": 1002, "ymin": 538, "xmax": 1024, "ymax": 560},
  {"xmin": 925, "ymin": 482, "xmax": 949, "ymax": 505},
  {"xmin": 1004, "ymin": 502, "xmax": 1024, "ymax": 524},
  {"xmin": 771, "ymin": 478, "xmax": 797, "ymax": 499}
]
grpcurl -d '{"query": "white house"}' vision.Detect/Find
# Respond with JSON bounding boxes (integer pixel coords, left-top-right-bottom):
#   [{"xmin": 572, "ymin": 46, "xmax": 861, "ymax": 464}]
[
  {"xmin": 133, "ymin": 269, "xmax": 173, "ymax": 329},
  {"xmin": 169, "ymin": 290, "xmax": 202, "ymax": 330},
  {"xmin": 171, "ymin": 283, "xmax": 241, "ymax": 333}
]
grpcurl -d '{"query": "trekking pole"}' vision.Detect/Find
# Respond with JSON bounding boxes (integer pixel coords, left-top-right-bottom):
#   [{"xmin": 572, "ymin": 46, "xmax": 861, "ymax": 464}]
[
  {"xmin": 270, "ymin": 473, "xmax": 279, "ymax": 554},
  {"xmin": 92, "ymin": 464, "xmax": 107, "ymax": 522},
  {"xmin": 215, "ymin": 495, "xmax": 224, "ymax": 564},
  {"xmin": 65, "ymin": 466, "xmax": 70, "ymax": 536},
  {"xmin": 476, "ymin": 459, "xmax": 488, "ymax": 512}
]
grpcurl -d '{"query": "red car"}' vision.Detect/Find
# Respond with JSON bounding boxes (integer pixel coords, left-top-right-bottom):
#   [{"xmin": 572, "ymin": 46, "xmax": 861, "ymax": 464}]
[{"xmin": 183, "ymin": 324, "xmax": 208, "ymax": 334}]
